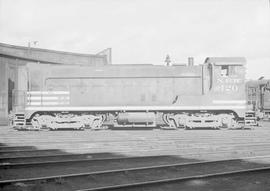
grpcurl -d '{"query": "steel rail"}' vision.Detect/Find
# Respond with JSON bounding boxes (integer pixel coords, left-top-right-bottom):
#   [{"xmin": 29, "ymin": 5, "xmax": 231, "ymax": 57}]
[
  {"xmin": 1, "ymin": 147, "xmax": 270, "ymax": 165},
  {"xmin": 76, "ymin": 167, "xmax": 270, "ymax": 191},
  {"xmin": 0, "ymin": 155, "xmax": 175, "ymax": 167},
  {"xmin": 0, "ymin": 146, "xmax": 36, "ymax": 151},
  {"xmin": 0, "ymin": 148, "xmax": 62, "ymax": 154},
  {"xmin": 1, "ymin": 153, "xmax": 270, "ymax": 168},
  {"xmin": 0, "ymin": 153, "xmax": 108, "ymax": 161},
  {"xmin": 1, "ymin": 156, "xmax": 270, "ymax": 185}
]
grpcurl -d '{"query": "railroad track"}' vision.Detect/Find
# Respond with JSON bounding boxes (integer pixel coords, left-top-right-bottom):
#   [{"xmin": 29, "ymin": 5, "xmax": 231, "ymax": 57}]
[
  {"xmin": 1, "ymin": 156, "xmax": 270, "ymax": 191},
  {"xmin": 76, "ymin": 167, "xmax": 270, "ymax": 191},
  {"xmin": 0, "ymin": 152, "xmax": 125, "ymax": 164},
  {"xmin": 2, "ymin": 147, "xmax": 270, "ymax": 165},
  {"xmin": 0, "ymin": 155, "xmax": 199, "ymax": 180},
  {"xmin": 2, "ymin": 142, "xmax": 270, "ymax": 162},
  {"xmin": 3, "ymin": 143, "xmax": 270, "ymax": 154},
  {"xmin": 1, "ymin": 125, "xmax": 270, "ymax": 190}
]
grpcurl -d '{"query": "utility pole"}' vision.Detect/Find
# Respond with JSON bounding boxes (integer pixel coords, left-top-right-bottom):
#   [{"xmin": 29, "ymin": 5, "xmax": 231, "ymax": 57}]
[{"xmin": 27, "ymin": 41, "xmax": 38, "ymax": 56}]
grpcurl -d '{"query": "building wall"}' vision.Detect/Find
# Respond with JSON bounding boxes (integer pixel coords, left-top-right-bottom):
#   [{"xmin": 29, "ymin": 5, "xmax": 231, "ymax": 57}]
[
  {"xmin": 0, "ymin": 56, "xmax": 26, "ymax": 125},
  {"xmin": 0, "ymin": 60, "xmax": 8, "ymax": 125}
]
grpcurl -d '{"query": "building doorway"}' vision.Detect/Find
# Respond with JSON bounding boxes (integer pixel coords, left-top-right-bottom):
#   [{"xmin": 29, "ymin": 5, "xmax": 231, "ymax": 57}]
[{"xmin": 8, "ymin": 78, "xmax": 15, "ymax": 113}]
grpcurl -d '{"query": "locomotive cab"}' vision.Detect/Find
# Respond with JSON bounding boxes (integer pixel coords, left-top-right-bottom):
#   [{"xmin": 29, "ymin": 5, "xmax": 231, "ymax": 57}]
[
  {"xmin": 205, "ymin": 57, "xmax": 246, "ymax": 99},
  {"xmin": 164, "ymin": 58, "xmax": 247, "ymax": 129},
  {"xmin": 204, "ymin": 57, "xmax": 246, "ymax": 121}
]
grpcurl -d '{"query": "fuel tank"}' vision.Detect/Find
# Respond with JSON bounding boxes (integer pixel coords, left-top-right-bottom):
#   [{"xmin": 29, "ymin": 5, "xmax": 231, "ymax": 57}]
[{"xmin": 117, "ymin": 112, "xmax": 156, "ymax": 124}]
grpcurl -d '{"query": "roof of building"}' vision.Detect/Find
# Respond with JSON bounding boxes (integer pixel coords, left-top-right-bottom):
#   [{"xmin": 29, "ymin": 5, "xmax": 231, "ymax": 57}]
[{"xmin": 0, "ymin": 42, "xmax": 108, "ymax": 65}]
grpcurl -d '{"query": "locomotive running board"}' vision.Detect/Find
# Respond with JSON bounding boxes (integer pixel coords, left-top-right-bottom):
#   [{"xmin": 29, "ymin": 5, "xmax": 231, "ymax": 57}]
[{"xmin": 25, "ymin": 105, "xmax": 246, "ymax": 111}]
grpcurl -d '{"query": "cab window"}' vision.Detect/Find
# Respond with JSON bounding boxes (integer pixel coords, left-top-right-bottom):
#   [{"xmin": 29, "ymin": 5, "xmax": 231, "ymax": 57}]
[
  {"xmin": 229, "ymin": 66, "xmax": 237, "ymax": 75},
  {"xmin": 221, "ymin": 65, "xmax": 229, "ymax": 77}
]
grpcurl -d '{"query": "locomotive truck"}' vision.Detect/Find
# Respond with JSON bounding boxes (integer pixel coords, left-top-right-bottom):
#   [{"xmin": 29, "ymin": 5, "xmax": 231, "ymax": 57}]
[{"xmin": 12, "ymin": 57, "xmax": 247, "ymax": 130}]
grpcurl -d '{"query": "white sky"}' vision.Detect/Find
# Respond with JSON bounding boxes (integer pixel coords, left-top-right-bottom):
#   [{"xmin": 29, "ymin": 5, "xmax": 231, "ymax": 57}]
[{"xmin": 0, "ymin": 0, "xmax": 269, "ymax": 79}]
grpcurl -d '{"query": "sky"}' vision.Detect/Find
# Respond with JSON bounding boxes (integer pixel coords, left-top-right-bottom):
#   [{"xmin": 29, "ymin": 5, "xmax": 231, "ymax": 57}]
[{"xmin": 0, "ymin": 0, "xmax": 269, "ymax": 79}]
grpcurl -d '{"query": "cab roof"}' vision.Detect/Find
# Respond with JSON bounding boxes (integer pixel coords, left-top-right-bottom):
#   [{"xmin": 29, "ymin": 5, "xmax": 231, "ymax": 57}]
[{"xmin": 205, "ymin": 57, "xmax": 246, "ymax": 65}]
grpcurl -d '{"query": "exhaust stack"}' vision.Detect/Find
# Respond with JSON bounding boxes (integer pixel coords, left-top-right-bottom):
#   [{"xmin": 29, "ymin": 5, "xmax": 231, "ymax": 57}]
[{"xmin": 188, "ymin": 57, "xmax": 194, "ymax": 66}]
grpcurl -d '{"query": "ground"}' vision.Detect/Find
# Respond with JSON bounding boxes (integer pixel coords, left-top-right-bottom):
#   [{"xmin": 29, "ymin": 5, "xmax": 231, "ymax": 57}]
[{"xmin": 1, "ymin": 122, "xmax": 270, "ymax": 163}]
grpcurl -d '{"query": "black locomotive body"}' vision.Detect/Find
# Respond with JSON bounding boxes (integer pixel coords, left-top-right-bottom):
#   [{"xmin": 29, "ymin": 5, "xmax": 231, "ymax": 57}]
[
  {"xmin": 246, "ymin": 80, "xmax": 270, "ymax": 120},
  {"xmin": 12, "ymin": 57, "xmax": 247, "ymax": 129}
]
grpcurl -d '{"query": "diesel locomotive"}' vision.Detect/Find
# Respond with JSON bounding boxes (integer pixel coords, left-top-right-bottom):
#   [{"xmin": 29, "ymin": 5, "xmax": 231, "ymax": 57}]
[
  {"xmin": 12, "ymin": 57, "xmax": 247, "ymax": 130},
  {"xmin": 246, "ymin": 79, "xmax": 270, "ymax": 120}
]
